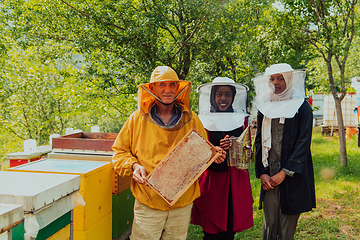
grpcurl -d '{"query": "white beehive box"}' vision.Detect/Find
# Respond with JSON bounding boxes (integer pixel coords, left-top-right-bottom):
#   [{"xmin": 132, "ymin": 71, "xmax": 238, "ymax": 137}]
[
  {"xmin": 6, "ymin": 145, "xmax": 52, "ymax": 160},
  {"xmin": 323, "ymin": 94, "xmax": 357, "ymax": 127},
  {"xmin": 0, "ymin": 203, "xmax": 24, "ymax": 239},
  {"xmin": 0, "ymin": 171, "xmax": 80, "ymax": 213},
  {"xmin": 0, "ymin": 171, "xmax": 80, "ymax": 238}
]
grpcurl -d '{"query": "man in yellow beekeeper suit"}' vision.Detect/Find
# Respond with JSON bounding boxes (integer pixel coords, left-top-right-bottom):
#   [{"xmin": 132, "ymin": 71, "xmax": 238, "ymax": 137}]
[{"xmin": 112, "ymin": 66, "xmax": 226, "ymax": 240}]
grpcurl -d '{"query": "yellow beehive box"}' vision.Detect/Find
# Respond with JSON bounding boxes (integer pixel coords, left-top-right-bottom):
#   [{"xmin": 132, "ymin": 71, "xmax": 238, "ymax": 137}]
[
  {"xmin": 74, "ymin": 211, "xmax": 112, "ymax": 240},
  {"xmin": 47, "ymin": 152, "xmax": 131, "ymax": 195},
  {"xmin": 47, "ymin": 152, "xmax": 133, "ymax": 239},
  {"xmin": 8, "ymin": 159, "xmax": 112, "ymax": 232},
  {"xmin": 47, "ymin": 224, "xmax": 70, "ymax": 240}
]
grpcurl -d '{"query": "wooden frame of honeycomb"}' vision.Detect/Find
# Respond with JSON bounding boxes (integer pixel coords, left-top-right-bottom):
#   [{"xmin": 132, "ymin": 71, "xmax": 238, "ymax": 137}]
[{"xmin": 145, "ymin": 128, "xmax": 219, "ymax": 207}]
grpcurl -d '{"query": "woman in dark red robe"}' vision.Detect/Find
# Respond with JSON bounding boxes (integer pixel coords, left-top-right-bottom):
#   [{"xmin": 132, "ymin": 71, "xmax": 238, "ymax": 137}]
[{"xmin": 191, "ymin": 78, "xmax": 254, "ymax": 240}]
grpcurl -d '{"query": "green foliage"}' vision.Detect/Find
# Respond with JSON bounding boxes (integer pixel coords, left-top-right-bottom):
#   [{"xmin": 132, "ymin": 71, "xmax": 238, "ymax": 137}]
[
  {"xmin": 0, "ymin": 0, "xmax": 275, "ymax": 112},
  {"xmin": 0, "ymin": 133, "xmax": 22, "ymax": 165},
  {"xmin": 97, "ymin": 116, "xmax": 124, "ymax": 134},
  {"xmin": 306, "ymin": 37, "xmax": 360, "ymax": 94},
  {"xmin": 0, "ymin": 40, "xmax": 129, "ymax": 144},
  {"xmin": 280, "ymin": 0, "xmax": 359, "ymax": 79},
  {"xmin": 3, "ymin": 0, "xmax": 256, "ymax": 78},
  {"xmin": 0, "ymin": 42, "xmax": 80, "ymax": 144}
]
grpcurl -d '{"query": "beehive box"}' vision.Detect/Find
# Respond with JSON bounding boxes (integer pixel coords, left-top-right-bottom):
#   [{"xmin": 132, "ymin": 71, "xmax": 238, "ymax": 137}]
[
  {"xmin": 47, "ymin": 224, "xmax": 70, "ymax": 240},
  {"xmin": 145, "ymin": 129, "xmax": 219, "ymax": 207},
  {"xmin": 11, "ymin": 220, "xmax": 25, "ymax": 240},
  {"xmin": 0, "ymin": 203, "xmax": 24, "ymax": 240},
  {"xmin": 46, "ymin": 152, "xmax": 134, "ymax": 240},
  {"xmin": 112, "ymin": 188, "xmax": 135, "ymax": 240},
  {"xmin": 6, "ymin": 145, "xmax": 52, "ymax": 168},
  {"xmin": 46, "ymin": 152, "xmax": 131, "ymax": 195},
  {"xmin": 323, "ymin": 94, "xmax": 357, "ymax": 127},
  {"xmin": 52, "ymin": 132, "xmax": 118, "ymax": 154},
  {"xmin": 49, "ymin": 131, "xmax": 129, "ymax": 195},
  {"xmin": 48, "ymin": 131, "xmax": 133, "ymax": 239},
  {"xmin": 74, "ymin": 211, "xmax": 112, "ymax": 240},
  {"xmin": 35, "ymin": 211, "xmax": 71, "ymax": 240},
  {"xmin": 8, "ymin": 159, "xmax": 112, "ymax": 236},
  {"xmin": 0, "ymin": 171, "xmax": 80, "ymax": 240}
]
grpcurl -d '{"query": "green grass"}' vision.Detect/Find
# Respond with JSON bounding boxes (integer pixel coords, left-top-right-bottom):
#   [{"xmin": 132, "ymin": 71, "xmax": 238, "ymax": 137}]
[{"xmin": 187, "ymin": 127, "xmax": 360, "ymax": 239}]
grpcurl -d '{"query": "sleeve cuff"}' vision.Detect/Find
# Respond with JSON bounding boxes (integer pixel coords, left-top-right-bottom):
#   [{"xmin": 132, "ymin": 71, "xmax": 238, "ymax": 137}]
[
  {"xmin": 113, "ymin": 159, "xmax": 138, "ymax": 177},
  {"xmin": 282, "ymin": 168, "xmax": 295, "ymax": 177}
]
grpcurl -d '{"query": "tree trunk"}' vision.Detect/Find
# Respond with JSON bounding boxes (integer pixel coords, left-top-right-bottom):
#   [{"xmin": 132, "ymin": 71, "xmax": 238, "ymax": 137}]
[
  {"xmin": 226, "ymin": 56, "xmax": 236, "ymax": 81},
  {"xmin": 179, "ymin": 46, "xmax": 191, "ymax": 80},
  {"xmin": 333, "ymin": 95, "xmax": 348, "ymax": 167},
  {"xmin": 327, "ymin": 56, "xmax": 348, "ymax": 168}
]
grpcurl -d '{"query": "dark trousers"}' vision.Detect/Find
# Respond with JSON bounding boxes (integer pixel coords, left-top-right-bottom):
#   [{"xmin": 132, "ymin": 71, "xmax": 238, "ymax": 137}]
[{"xmin": 203, "ymin": 231, "xmax": 235, "ymax": 240}]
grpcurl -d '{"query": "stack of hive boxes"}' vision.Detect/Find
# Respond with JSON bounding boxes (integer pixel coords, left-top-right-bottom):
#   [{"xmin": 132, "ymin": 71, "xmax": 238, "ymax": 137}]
[
  {"xmin": 8, "ymin": 159, "xmax": 112, "ymax": 240},
  {"xmin": 49, "ymin": 132, "xmax": 134, "ymax": 240},
  {"xmin": 6, "ymin": 145, "xmax": 52, "ymax": 168}
]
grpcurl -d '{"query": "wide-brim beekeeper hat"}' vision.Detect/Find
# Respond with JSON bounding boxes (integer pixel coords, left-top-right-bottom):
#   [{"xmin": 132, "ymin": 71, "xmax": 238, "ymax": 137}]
[
  {"xmin": 137, "ymin": 66, "xmax": 192, "ymax": 129},
  {"xmin": 197, "ymin": 77, "xmax": 249, "ymax": 131},
  {"xmin": 252, "ymin": 63, "xmax": 306, "ymax": 118}
]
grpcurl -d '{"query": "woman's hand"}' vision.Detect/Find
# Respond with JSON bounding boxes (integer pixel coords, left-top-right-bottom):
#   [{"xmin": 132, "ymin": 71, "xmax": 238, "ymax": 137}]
[
  {"xmin": 220, "ymin": 135, "xmax": 231, "ymax": 150},
  {"xmin": 214, "ymin": 147, "xmax": 226, "ymax": 164},
  {"xmin": 132, "ymin": 163, "xmax": 148, "ymax": 185},
  {"xmin": 260, "ymin": 174, "xmax": 274, "ymax": 191},
  {"xmin": 269, "ymin": 170, "xmax": 286, "ymax": 187}
]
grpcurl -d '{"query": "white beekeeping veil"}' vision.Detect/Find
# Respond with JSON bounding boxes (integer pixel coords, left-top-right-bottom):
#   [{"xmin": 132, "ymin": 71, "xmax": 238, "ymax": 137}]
[
  {"xmin": 253, "ymin": 63, "xmax": 306, "ymax": 118},
  {"xmin": 197, "ymin": 77, "xmax": 249, "ymax": 131},
  {"xmin": 253, "ymin": 63, "xmax": 306, "ymax": 167}
]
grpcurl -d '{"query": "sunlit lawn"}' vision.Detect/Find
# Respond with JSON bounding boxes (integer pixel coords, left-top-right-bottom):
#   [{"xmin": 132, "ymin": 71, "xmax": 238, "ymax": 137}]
[{"xmin": 187, "ymin": 127, "xmax": 360, "ymax": 239}]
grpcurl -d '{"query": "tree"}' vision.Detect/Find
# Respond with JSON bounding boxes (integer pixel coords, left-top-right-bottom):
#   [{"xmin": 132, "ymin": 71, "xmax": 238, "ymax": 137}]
[
  {"xmin": 1, "ymin": 0, "xmax": 270, "ymax": 113},
  {"xmin": 4, "ymin": 0, "xmax": 231, "ymax": 78},
  {"xmin": 0, "ymin": 42, "xmax": 91, "ymax": 145},
  {"xmin": 187, "ymin": 0, "xmax": 276, "ymax": 108},
  {"xmin": 280, "ymin": 0, "xmax": 359, "ymax": 167}
]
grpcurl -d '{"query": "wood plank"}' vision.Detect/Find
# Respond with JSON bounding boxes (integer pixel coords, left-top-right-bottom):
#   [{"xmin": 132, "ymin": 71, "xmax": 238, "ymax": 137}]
[{"xmin": 52, "ymin": 132, "xmax": 118, "ymax": 152}]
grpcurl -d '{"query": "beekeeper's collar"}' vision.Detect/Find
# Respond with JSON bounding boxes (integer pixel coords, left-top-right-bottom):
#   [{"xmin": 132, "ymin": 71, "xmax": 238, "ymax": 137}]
[
  {"xmin": 197, "ymin": 77, "xmax": 249, "ymax": 131},
  {"xmin": 253, "ymin": 63, "xmax": 306, "ymax": 118}
]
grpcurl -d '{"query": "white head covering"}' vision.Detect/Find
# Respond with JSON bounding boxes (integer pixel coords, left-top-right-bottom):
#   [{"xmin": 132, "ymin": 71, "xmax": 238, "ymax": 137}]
[
  {"xmin": 253, "ymin": 63, "xmax": 306, "ymax": 118},
  {"xmin": 197, "ymin": 77, "xmax": 249, "ymax": 131},
  {"xmin": 253, "ymin": 63, "xmax": 306, "ymax": 167}
]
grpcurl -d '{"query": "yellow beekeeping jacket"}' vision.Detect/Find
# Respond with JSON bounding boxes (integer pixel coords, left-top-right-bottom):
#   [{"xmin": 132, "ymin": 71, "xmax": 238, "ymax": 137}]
[
  {"xmin": 112, "ymin": 66, "xmax": 207, "ymax": 210},
  {"xmin": 112, "ymin": 111, "xmax": 207, "ymax": 210}
]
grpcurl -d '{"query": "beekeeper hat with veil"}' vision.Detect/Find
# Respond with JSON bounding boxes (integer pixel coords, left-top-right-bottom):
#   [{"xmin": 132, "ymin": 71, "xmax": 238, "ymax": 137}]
[
  {"xmin": 252, "ymin": 63, "xmax": 306, "ymax": 167},
  {"xmin": 197, "ymin": 77, "xmax": 249, "ymax": 131}
]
